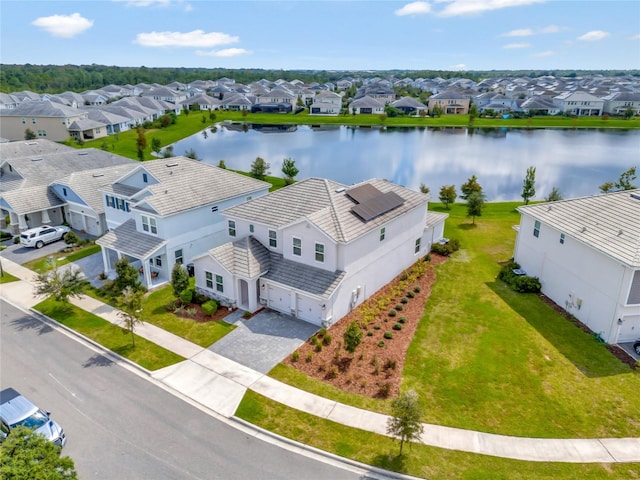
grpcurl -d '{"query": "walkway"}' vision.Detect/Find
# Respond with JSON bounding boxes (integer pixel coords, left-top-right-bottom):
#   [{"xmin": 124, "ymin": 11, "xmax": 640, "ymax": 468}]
[{"xmin": 1, "ymin": 257, "xmax": 639, "ymax": 464}]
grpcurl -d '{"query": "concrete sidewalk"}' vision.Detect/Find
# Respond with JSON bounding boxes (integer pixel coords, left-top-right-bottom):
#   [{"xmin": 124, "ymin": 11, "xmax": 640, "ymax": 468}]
[{"xmin": 2, "ymin": 256, "xmax": 639, "ymax": 464}]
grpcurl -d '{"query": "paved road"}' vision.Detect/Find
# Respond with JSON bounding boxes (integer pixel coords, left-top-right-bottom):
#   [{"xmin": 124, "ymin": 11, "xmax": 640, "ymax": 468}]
[{"xmin": 0, "ymin": 300, "xmax": 371, "ymax": 480}]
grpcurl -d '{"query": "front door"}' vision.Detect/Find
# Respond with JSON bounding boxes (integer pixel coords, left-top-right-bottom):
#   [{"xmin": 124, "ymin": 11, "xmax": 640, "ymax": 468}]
[{"xmin": 239, "ymin": 279, "xmax": 249, "ymax": 309}]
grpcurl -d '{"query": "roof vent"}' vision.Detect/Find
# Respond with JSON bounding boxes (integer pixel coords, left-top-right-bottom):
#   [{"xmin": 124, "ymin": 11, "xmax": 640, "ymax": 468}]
[
  {"xmin": 166, "ymin": 162, "xmax": 178, "ymax": 167},
  {"xmin": 335, "ymin": 187, "xmax": 346, "ymax": 193},
  {"xmin": 618, "ymin": 229, "xmax": 624, "ymax": 236},
  {"xmin": 92, "ymin": 173, "xmax": 104, "ymax": 178},
  {"xmin": 31, "ymin": 157, "xmax": 43, "ymax": 162},
  {"xmin": 26, "ymin": 141, "xmax": 38, "ymax": 145},
  {"xmin": 78, "ymin": 151, "xmax": 88, "ymax": 155},
  {"xmin": 546, "ymin": 205, "xmax": 552, "ymax": 211},
  {"xmin": 581, "ymin": 226, "xmax": 587, "ymax": 233},
  {"xmin": 630, "ymin": 192, "xmax": 640, "ymax": 201}
]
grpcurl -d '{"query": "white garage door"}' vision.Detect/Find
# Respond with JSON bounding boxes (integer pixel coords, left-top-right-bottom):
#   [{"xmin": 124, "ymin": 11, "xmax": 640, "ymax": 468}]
[
  {"xmin": 296, "ymin": 294, "xmax": 322, "ymax": 326},
  {"xmin": 69, "ymin": 211, "xmax": 84, "ymax": 231},
  {"xmin": 85, "ymin": 215, "xmax": 100, "ymax": 236},
  {"xmin": 618, "ymin": 315, "xmax": 640, "ymax": 343},
  {"xmin": 267, "ymin": 285, "xmax": 291, "ymax": 315}
]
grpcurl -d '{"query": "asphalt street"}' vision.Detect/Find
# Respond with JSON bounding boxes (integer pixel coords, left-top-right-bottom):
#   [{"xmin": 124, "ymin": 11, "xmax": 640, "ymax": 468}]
[{"xmin": 0, "ymin": 300, "xmax": 369, "ymax": 480}]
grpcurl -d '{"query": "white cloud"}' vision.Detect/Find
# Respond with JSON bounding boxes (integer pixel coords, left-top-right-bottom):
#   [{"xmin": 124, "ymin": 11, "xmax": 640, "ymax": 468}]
[
  {"xmin": 31, "ymin": 13, "xmax": 94, "ymax": 38},
  {"xmin": 113, "ymin": 0, "xmax": 170, "ymax": 6},
  {"xmin": 531, "ymin": 50, "xmax": 554, "ymax": 57},
  {"xmin": 447, "ymin": 63, "xmax": 467, "ymax": 71},
  {"xmin": 630, "ymin": 34, "xmax": 640, "ymax": 40},
  {"xmin": 539, "ymin": 24, "xmax": 560, "ymax": 34},
  {"xmin": 501, "ymin": 28, "xmax": 534, "ymax": 37},
  {"xmin": 195, "ymin": 48, "xmax": 251, "ymax": 58},
  {"xmin": 503, "ymin": 42, "xmax": 530, "ymax": 49},
  {"xmin": 395, "ymin": 2, "xmax": 432, "ymax": 16},
  {"xmin": 577, "ymin": 30, "xmax": 610, "ymax": 41},
  {"xmin": 134, "ymin": 29, "xmax": 239, "ymax": 48},
  {"xmin": 438, "ymin": 0, "xmax": 546, "ymax": 17}
]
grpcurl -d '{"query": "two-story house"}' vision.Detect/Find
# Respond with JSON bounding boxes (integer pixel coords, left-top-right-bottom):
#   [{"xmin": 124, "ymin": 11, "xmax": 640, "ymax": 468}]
[
  {"xmin": 513, "ymin": 189, "xmax": 640, "ymax": 344},
  {"xmin": 309, "ymin": 91, "xmax": 342, "ymax": 116},
  {"xmin": 193, "ymin": 177, "xmax": 447, "ymax": 327},
  {"xmin": 96, "ymin": 157, "xmax": 270, "ymax": 289},
  {"xmin": 0, "ymin": 101, "xmax": 90, "ymax": 141},
  {"xmin": 427, "ymin": 90, "xmax": 470, "ymax": 115},
  {"xmin": 553, "ymin": 91, "xmax": 604, "ymax": 116}
]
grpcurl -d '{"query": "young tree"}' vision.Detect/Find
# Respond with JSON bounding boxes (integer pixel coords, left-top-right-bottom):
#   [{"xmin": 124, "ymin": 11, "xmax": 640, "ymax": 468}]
[
  {"xmin": 250, "ymin": 157, "xmax": 270, "ymax": 181},
  {"xmin": 521, "ymin": 166, "xmax": 536, "ymax": 205},
  {"xmin": 218, "ymin": 159, "xmax": 227, "ymax": 169},
  {"xmin": 614, "ymin": 166, "xmax": 637, "ymax": 190},
  {"xmin": 24, "ymin": 128, "xmax": 37, "ymax": 140},
  {"xmin": 545, "ymin": 186, "xmax": 563, "ymax": 202},
  {"xmin": 33, "ymin": 265, "xmax": 86, "ymax": 308},
  {"xmin": 419, "ymin": 183, "xmax": 430, "ymax": 195},
  {"xmin": 184, "ymin": 148, "xmax": 199, "ymax": 160},
  {"xmin": 114, "ymin": 257, "xmax": 141, "ymax": 293},
  {"xmin": 151, "ymin": 137, "xmax": 162, "ymax": 155},
  {"xmin": 460, "ymin": 174, "xmax": 483, "ymax": 200},
  {"xmin": 343, "ymin": 321, "xmax": 362, "ymax": 355},
  {"xmin": 386, "ymin": 389, "xmax": 424, "ymax": 456},
  {"xmin": 438, "ymin": 185, "xmax": 457, "ymax": 209},
  {"xmin": 135, "ymin": 126, "xmax": 147, "ymax": 151},
  {"xmin": 171, "ymin": 263, "xmax": 189, "ymax": 298},
  {"xmin": 281, "ymin": 157, "xmax": 299, "ymax": 185},
  {"xmin": 162, "ymin": 145, "xmax": 174, "ymax": 158},
  {"xmin": 117, "ymin": 286, "xmax": 145, "ymax": 347},
  {"xmin": 599, "ymin": 181, "xmax": 614, "ymax": 193},
  {"xmin": 0, "ymin": 425, "xmax": 78, "ymax": 480},
  {"xmin": 466, "ymin": 191, "xmax": 485, "ymax": 224}
]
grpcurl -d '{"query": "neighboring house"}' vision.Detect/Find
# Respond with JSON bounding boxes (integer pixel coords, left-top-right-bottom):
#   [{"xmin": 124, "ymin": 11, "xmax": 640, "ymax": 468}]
[
  {"xmin": 513, "ymin": 189, "xmax": 640, "ymax": 344},
  {"xmin": 141, "ymin": 86, "xmax": 186, "ymax": 104},
  {"xmin": 355, "ymin": 84, "xmax": 396, "ymax": 105},
  {"xmin": 193, "ymin": 177, "xmax": 447, "ymax": 326},
  {"xmin": 348, "ymin": 95, "xmax": 385, "ymax": 115},
  {"xmin": 427, "ymin": 90, "xmax": 470, "ymax": 115},
  {"xmin": 219, "ymin": 93, "xmax": 254, "ymax": 111},
  {"xmin": 84, "ymin": 109, "xmax": 132, "ymax": 135},
  {"xmin": 0, "ymin": 92, "xmax": 20, "ymax": 110},
  {"xmin": 0, "ymin": 140, "xmax": 135, "ymax": 234},
  {"xmin": 553, "ymin": 91, "xmax": 604, "ymax": 116},
  {"xmin": 602, "ymin": 92, "xmax": 640, "ymax": 116},
  {"xmin": 179, "ymin": 94, "xmax": 222, "ymax": 111},
  {"xmin": 519, "ymin": 95, "xmax": 562, "ymax": 116},
  {"xmin": 67, "ymin": 118, "xmax": 109, "ymax": 142},
  {"xmin": 391, "ymin": 96, "xmax": 427, "ymax": 115},
  {"xmin": 96, "ymin": 157, "xmax": 271, "ymax": 289},
  {"xmin": 309, "ymin": 91, "xmax": 342, "ymax": 115},
  {"xmin": 0, "ymin": 101, "xmax": 89, "ymax": 141}
]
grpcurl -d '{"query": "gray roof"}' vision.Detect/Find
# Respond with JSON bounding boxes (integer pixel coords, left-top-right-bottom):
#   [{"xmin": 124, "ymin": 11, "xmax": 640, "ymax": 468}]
[
  {"xmin": 224, "ymin": 177, "xmax": 428, "ymax": 244},
  {"xmin": 210, "ymin": 236, "xmax": 270, "ymax": 278},
  {"xmin": 68, "ymin": 118, "xmax": 105, "ymax": 131},
  {"xmin": 96, "ymin": 219, "xmax": 166, "ymax": 259},
  {"xmin": 517, "ymin": 189, "xmax": 640, "ymax": 267},
  {"xmin": 392, "ymin": 96, "xmax": 427, "ymax": 108},
  {"xmin": 112, "ymin": 157, "xmax": 270, "ymax": 217},
  {"xmin": 0, "ymin": 100, "xmax": 84, "ymax": 118},
  {"xmin": 350, "ymin": 96, "xmax": 385, "ymax": 108},
  {"xmin": 263, "ymin": 252, "xmax": 345, "ymax": 298}
]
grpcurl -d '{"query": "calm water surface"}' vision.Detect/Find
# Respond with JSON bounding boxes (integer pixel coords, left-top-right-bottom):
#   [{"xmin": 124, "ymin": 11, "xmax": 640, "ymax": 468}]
[{"xmin": 171, "ymin": 124, "xmax": 640, "ymax": 201}]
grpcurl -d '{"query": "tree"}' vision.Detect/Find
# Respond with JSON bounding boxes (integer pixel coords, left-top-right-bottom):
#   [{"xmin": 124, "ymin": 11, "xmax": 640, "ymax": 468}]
[
  {"xmin": 545, "ymin": 186, "xmax": 563, "ymax": 202},
  {"xmin": 184, "ymin": 148, "xmax": 199, "ymax": 160},
  {"xmin": 33, "ymin": 265, "xmax": 86, "ymax": 307},
  {"xmin": 281, "ymin": 157, "xmax": 299, "ymax": 185},
  {"xmin": 386, "ymin": 389, "xmax": 424, "ymax": 456},
  {"xmin": 171, "ymin": 263, "xmax": 189, "ymax": 298},
  {"xmin": 218, "ymin": 160, "xmax": 227, "ymax": 169},
  {"xmin": 162, "ymin": 145, "xmax": 174, "ymax": 158},
  {"xmin": 614, "ymin": 166, "xmax": 637, "ymax": 190},
  {"xmin": 521, "ymin": 166, "xmax": 536, "ymax": 205},
  {"xmin": 0, "ymin": 425, "xmax": 78, "ymax": 480},
  {"xmin": 63, "ymin": 231, "xmax": 79, "ymax": 248},
  {"xmin": 24, "ymin": 128, "xmax": 36, "ymax": 140},
  {"xmin": 599, "ymin": 181, "xmax": 615, "ymax": 193},
  {"xmin": 466, "ymin": 191, "xmax": 485, "ymax": 224},
  {"xmin": 438, "ymin": 185, "xmax": 457, "ymax": 209},
  {"xmin": 151, "ymin": 137, "xmax": 162, "ymax": 155},
  {"xmin": 419, "ymin": 183, "xmax": 430, "ymax": 195},
  {"xmin": 114, "ymin": 257, "xmax": 141, "ymax": 293},
  {"xmin": 343, "ymin": 321, "xmax": 362, "ymax": 355},
  {"xmin": 460, "ymin": 174, "xmax": 482, "ymax": 200},
  {"xmin": 135, "ymin": 126, "xmax": 147, "ymax": 151},
  {"xmin": 250, "ymin": 157, "xmax": 270, "ymax": 181},
  {"xmin": 117, "ymin": 286, "xmax": 145, "ymax": 347}
]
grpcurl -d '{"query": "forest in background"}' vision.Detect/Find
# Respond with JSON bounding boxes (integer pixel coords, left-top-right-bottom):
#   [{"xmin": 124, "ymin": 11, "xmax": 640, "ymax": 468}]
[{"xmin": 1, "ymin": 64, "xmax": 638, "ymax": 94}]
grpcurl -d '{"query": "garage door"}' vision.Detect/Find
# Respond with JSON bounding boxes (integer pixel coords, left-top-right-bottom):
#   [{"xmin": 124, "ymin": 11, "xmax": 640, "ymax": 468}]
[
  {"xmin": 267, "ymin": 285, "xmax": 291, "ymax": 315},
  {"xmin": 296, "ymin": 294, "xmax": 322, "ymax": 325},
  {"xmin": 618, "ymin": 315, "xmax": 640, "ymax": 343},
  {"xmin": 69, "ymin": 211, "xmax": 84, "ymax": 231},
  {"xmin": 85, "ymin": 215, "xmax": 100, "ymax": 236}
]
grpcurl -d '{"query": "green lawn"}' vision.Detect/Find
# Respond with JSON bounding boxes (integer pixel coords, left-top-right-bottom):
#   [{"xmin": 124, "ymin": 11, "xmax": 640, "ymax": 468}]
[
  {"xmin": 0, "ymin": 271, "xmax": 19, "ymax": 284},
  {"xmin": 23, "ymin": 244, "xmax": 101, "ymax": 273},
  {"xmin": 236, "ymin": 391, "xmax": 639, "ymax": 480},
  {"xmin": 35, "ymin": 297, "xmax": 184, "ymax": 370},
  {"xmin": 268, "ymin": 202, "xmax": 640, "ymax": 439}
]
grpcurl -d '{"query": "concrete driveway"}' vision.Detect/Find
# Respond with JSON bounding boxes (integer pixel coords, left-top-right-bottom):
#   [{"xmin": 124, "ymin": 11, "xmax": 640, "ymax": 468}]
[
  {"xmin": 1, "ymin": 239, "xmax": 70, "ymax": 265},
  {"xmin": 211, "ymin": 309, "xmax": 318, "ymax": 374},
  {"xmin": 619, "ymin": 342, "xmax": 640, "ymax": 362}
]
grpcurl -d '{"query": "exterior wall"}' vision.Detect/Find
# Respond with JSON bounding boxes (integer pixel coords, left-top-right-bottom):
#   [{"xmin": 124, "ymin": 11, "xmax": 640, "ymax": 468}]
[
  {"xmin": 103, "ymin": 193, "xmax": 133, "ymax": 230},
  {"xmin": 513, "ymin": 213, "xmax": 631, "ymax": 343},
  {"xmin": 193, "ymin": 254, "xmax": 236, "ymax": 307},
  {"xmin": 281, "ymin": 221, "xmax": 338, "ymax": 272},
  {"xmin": 66, "ymin": 203, "xmax": 103, "ymax": 236},
  {"xmin": 0, "ymin": 114, "xmax": 84, "ymax": 141}
]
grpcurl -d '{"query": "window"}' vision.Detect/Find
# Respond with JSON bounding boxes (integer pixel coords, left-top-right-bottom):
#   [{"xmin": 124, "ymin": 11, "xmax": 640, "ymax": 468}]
[
  {"xmin": 205, "ymin": 271, "xmax": 213, "ymax": 289},
  {"xmin": 155, "ymin": 256, "xmax": 162, "ymax": 267},
  {"xmin": 215, "ymin": 274, "xmax": 224, "ymax": 292},
  {"xmin": 118, "ymin": 198, "xmax": 125, "ymax": 210},
  {"xmin": 559, "ymin": 233, "xmax": 565, "ymax": 245},
  {"xmin": 21, "ymin": 118, "xmax": 26, "ymax": 124},
  {"xmin": 533, "ymin": 220, "xmax": 540, "ymax": 238},
  {"xmin": 62, "ymin": 188, "xmax": 67, "ymax": 197},
  {"xmin": 269, "ymin": 230, "xmax": 277, "ymax": 248},
  {"xmin": 175, "ymin": 249, "xmax": 183, "ymax": 264},
  {"xmin": 211, "ymin": 206, "xmax": 218, "ymax": 213},
  {"xmin": 228, "ymin": 220, "xmax": 236, "ymax": 237},
  {"xmin": 315, "ymin": 243, "xmax": 325, "ymax": 262},
  {"xmin": 142, "ymin": 173, "xmax": 148, "ymax": 183},
  {"xmin": 31, "ymin": 118, "xmax": 36, "ymax": 124},
  {"xmin": 415, "ymin": 238, "xmax": 421, "ymax": 254},
  {"xmin": 249, "ymin": 224, "xmax": 254, "ymax": 233},
  {"xmin": 293, "ymin": 237, "xmax": 302, "ymax": 256},
  {"xmin": 142, "ymin": 215, "xmax": 157, "ymax": 234},
  {"xmin": 380, "ymin": 227, "xmax": 386, "ymax": 242}
]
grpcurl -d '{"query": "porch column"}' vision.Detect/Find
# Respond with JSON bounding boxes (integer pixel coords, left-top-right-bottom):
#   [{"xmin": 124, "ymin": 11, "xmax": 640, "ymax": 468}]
[
  {"xmin": 41, "ymin": 209, "xmax": 52, "ymax": 224},
  {"xmin": 19, "ymin": 214, "xmax": 28, "ymax": 231},
  {"xmin": 101, "ymin": 247, "xmax": 111, "ymax": 274}
]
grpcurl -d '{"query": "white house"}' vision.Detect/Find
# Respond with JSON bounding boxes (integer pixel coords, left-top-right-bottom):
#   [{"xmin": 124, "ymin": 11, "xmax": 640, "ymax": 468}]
[
  {"xmin": 513, "ymin": 189, "xmax": 640, "ymax": 344},
  {"xmin": 96, "ymin": 157, "xmax": 270, "ymax": 289},
  {"xmin": 553, "ymin": 91, "xmax": 604, "ymax": 116},
  {"xmin": 193, "ymin": 177, "xmax": 447, "ymax": 326},
  {"xmin": 309, "ymin": 91, "xmax": 342, "ymax": 116}
]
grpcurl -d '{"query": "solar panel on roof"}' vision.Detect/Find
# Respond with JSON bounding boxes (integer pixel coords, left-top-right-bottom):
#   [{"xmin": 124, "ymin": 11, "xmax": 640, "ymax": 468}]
[
  {"xmin": 345, "ymin": 183, "xmax": 382, "ymax": 204},
  {"xmin": 351, "ymin": 191, "xmax": 404, "ymax": 222}
]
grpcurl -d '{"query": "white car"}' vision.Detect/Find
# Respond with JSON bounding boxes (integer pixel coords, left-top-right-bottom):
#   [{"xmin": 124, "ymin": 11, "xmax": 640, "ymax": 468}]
[{"xmin": 19, "ymin": 225, "xmax": 71, "ymax": 249}]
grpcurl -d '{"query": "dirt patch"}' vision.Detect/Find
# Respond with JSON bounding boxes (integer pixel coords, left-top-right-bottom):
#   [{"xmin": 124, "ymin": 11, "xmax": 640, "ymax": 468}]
[
  {"xmin": 283, "ymin": 254, "xmax": 448, "ymax": 399},
  {"xmin": 173, "ymin": 303, "xmax": 236, "ymax": 324}
]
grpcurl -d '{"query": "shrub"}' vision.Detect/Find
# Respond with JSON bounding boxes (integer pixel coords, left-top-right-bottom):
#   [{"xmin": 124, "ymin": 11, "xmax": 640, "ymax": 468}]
[
  {"xmin": 414, "ymin": 285, "xmax": 421, "ymax": 293},
  {"xmin": 367, "ymin": 330, "xmax": 374, "ymax": 336},
  {"xmin": 378, "ymin": 382, "xmax": 392, "ymax": 398},
  {"xmin": 315, "ymin": 342, "xmax": 323, "ymax": 353},
  {"xmin": 164, "ymin": 299, "xmax": 178, "ymax": 311},
  {"xmin": 384, "ymin": 359, "xmax": 397, "ymax": 370},
  {"xmin": 401, "ymin": 297, "xmax": 409, "ymax": 304},
  {"xmin": 378, "ymin": 340, "xmax": 385, "ymax": 347},
  {"xmin": 374, "ymin": 324, "xmax": 381, "ymax": 330},
  {"xmin": 407, "ymin": 290, "xmax": 415, "ymax": 298},
  {"xmin": 201, "ymin": 300, "xmax": 218, "ymax": 316},
  {"xmin": 323, "ymin": 334, "xmax": 332, "ymax": 346},
  {"xmin": 64, "ymin": 231, "xmax": 79, "ymax": 246},
  {"xmin": 306, "ymin": 352, "xmax": 313, "ymax": 362},
  {"xmin": 179, "ymin": 288, "xmax": 193, "ymax": 305},
  {"xmin": 384, "ymin": 331, "xmax": 394, "ymax": 339},
  {"xmin": 395, "ymin": 303, "xmax": 403, "ymax": 311},
  {"xmin": 185, "ymin": 307, "xmax": 197, "ymax": 317},
  {"xmin": 13, "ymin": 236, "xmax": 20, "ymax": 244},
  {"xmin": 326, "ymin": 365, "xmax": 339, "ymax": 379},
  {"xmin": 389, "ymin": 309, "xmax": 397, "ymax": 317},
  {"xmin": 291, "ymin": 351, "xmax": 299, "ymax": 362},
  {"xmin": 393, "ymin": 323, "xmax": 402, "ymax": 331},
  {"xmin": 514, "ymin": 275, "xmax": 542, "ymax": 293},
  {"xmin": 431, "ymin": 238, "xmax": 460, "ymax": 256},
  {"xmin": 242, "ymin": 311, "xmax": 252, "ymax": 319},
  {"xmin": 317, "ymin": 328, "xmax": 327, "ymax": 338},
  {"xmin": 398, "ymin": 316, "xmax": 406, "ymax": 324},
  {"xmin": 423, "ymin": 253, "xmax": 432, "ymax": 262}
]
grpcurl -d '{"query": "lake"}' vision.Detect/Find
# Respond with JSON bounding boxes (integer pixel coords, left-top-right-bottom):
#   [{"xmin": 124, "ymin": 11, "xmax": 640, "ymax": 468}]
[{"xmin": 170, "ymin": 124, "xmax": 640, "ymax": 201}]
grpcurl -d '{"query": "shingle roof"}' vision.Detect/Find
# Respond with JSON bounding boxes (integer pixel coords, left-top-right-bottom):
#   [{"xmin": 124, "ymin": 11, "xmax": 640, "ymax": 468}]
[
  {"xmin": 517, "ymin": 189, "xmax": 640, "ymax": 267},
  {"xmin": 96, "ymin": 219, "xmax": 166, "ymax": 259},
  {"xmin": 0, "ymin": 100, "xmax": 83, "ymax": 118},
  {"xmin": 224, "ymin": 177, "xmax": 428, "ymax": 244},
  {"xmin": 210, "ymin": 236, "xmax": 270, "ymax": 278}
]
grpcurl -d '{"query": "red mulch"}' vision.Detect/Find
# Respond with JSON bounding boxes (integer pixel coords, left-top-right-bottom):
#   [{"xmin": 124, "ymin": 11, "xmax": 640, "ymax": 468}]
[
  {"xmin": 283, "ymin": 254, "xmax": 449, "ymax": 399},
  {"xmin": 173, "ymin": 303, "xmax": 236, "ymax": 323}
]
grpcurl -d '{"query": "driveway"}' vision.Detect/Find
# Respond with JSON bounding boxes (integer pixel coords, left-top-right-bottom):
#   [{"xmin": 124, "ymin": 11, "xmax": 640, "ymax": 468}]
[
  {"xmin": 1, "ymin": 239, "xmax": 70, "ymax": 265},
  {"xmin": 211, "ymin": 309, "xmax": 318, "ymax": 374},
  {"xmin": 619, "ymin": 342, "xmax": 640, "ymax": 362}
]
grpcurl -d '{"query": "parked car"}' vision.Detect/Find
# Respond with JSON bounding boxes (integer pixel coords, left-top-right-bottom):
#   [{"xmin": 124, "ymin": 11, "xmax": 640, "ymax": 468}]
[
  {"xmin": 634, "ymin": 340, "xmax": 640, "ymax": 355},
  {"xmin": 0, "ymin": 388, "xmax": 66, "ymax": 447},
  {"xmin": 19, "ymin": 225, "xmax": 70, "ymax": 249}
]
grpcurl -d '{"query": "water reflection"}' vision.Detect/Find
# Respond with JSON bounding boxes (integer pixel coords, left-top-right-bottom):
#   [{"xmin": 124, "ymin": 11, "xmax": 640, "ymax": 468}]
[{"xmin": 171, "ymin": 124, "xmax": 639, "ymax": 201}]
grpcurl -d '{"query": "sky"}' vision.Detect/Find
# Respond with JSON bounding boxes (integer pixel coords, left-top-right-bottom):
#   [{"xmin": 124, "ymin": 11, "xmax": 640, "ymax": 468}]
[{"xmin": 1, "ymin": 0, "xmax": 639, "ymax": 72}]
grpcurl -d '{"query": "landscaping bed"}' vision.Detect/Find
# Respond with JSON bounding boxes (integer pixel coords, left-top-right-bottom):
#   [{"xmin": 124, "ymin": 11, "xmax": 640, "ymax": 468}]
[{"xmin": 284, "ymin": 254, "xmax": 448, "ymax": 399}]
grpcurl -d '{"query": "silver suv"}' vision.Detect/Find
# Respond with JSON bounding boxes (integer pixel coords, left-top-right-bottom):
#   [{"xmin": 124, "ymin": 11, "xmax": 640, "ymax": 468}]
[
  {"xmin": 0, "ymin": 388, "xmax": 66, "ymax": 447},
  {"xmin": 19, "ymin": 225, "xmax": 70, "ymax": 249}
]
